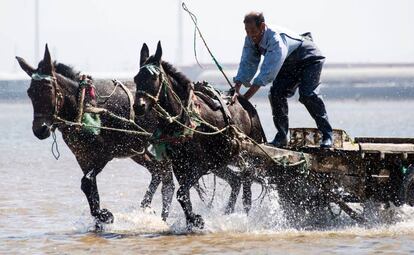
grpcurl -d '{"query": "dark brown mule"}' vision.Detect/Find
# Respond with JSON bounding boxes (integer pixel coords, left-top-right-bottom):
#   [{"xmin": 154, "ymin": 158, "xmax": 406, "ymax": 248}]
[
  {"xmin": 16, "ymin": 45, "xmax": 175, "ymax": 225},
  {"xmin": 134, "ymin": 42, "xmax": 266, "ymax": 229}
]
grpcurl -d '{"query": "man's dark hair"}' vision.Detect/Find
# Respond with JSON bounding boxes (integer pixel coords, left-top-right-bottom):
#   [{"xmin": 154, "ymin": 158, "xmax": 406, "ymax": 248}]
[{"xmin": 243, "ymin": 12, "xmax": 265, "ymax": 27}]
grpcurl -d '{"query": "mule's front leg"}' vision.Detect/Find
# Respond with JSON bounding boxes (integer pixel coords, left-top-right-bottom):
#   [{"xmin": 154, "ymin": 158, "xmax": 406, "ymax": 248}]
[
  {"xmin": 81, "ymin": 172, "xmax": 114, "ymax": 224},
  {"xmin": 176, "ymin": 173, "xmax": 205, "ymax": 230},
  {"xmin": 78, "ymin": 157, "xmax": 113, "ymax": 225}
]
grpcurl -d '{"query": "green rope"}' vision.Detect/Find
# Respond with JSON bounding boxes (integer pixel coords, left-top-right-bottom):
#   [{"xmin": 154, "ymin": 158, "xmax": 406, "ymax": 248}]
[
  {"xmin": 146, "ymin": 65, "xmax": 309, "ymax": 170},
  {"xmin": 138, "ymin": 65, "xmax": 228, "ymax": 136},
  {"xmin": 153, "ymin": 105, "xmax": 229, "ymax": 136},
  {"xmin": 139, "ymin": 64, "xmax": 309, "ymax": 170},
  {"xmin": 182, "ymin": 2, "xmax": 233, "ymax": 89},
  {"xmin": 232, "ymin": 125, "xmax": 308, "ymax": 169},
  {"xmin": 54, "ymin": 116, "xmax": 152, "ymax": 136}
]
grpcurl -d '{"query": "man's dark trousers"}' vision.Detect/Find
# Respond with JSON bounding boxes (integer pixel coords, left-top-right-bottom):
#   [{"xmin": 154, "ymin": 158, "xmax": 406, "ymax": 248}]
[{"xmin": 268, "ymin": 39, "xmax": 333, "ymax": 144}]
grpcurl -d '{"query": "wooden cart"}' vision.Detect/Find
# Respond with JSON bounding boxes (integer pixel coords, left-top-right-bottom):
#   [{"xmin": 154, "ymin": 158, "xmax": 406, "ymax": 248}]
[{"xmin": 237, "ymin": 128, "xmax": 414, "ymax": 224}]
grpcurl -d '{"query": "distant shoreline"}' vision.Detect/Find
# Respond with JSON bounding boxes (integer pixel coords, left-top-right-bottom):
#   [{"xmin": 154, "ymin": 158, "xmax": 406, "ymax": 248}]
[
  {"xmin": 1, "ymin": 80, "xmax": 413, "ymax": 101},
  {"xmin": 2, "ymin": 63, "xmax": 414, "ymax": 81},
  {"xmin": 2, "ymin": 63, "xmax": 413, "ymax": 100}
]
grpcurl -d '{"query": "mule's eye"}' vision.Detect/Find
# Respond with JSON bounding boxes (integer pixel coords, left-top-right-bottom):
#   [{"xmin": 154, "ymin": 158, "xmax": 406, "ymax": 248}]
[{"xmin": 151, "ymin": 74, "xmax": 158, "ymax": 81}]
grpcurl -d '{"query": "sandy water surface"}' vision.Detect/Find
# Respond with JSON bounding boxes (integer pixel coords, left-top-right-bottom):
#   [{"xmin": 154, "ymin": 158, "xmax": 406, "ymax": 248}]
[{"xmin": 1, "ymin": 99, "xmax": 414, "ymax": 254}]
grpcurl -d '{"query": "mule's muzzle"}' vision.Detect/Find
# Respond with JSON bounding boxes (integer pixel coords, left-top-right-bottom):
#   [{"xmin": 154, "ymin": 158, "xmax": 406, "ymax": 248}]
[
  {"xmin": 134, "ymin": 97, "xmax": 149, "ymax": 117},
  {"xmin": 33, "ymin": 122, "xmax": 51, "ymax": 140}
]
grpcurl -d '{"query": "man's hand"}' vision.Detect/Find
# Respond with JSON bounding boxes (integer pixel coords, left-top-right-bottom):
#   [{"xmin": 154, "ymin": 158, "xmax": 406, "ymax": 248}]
[{"xmin": 231, "ymin": 82, "xmax": 242, "ymax": 104}]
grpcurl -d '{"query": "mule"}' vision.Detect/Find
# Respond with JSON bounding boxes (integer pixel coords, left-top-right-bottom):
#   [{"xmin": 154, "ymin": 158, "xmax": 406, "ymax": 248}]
[
  {"xmin": 133, "ymin": 42, "xmax": 266, "ymax": 229},
  {"xmin": 16, "ymin": 45, "xmax": 175, "ymax": 224}
]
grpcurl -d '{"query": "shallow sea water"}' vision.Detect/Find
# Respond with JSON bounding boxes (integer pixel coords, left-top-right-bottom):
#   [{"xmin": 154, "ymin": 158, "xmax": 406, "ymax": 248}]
[{"xmin": 1, "ymin": 99, "xmax": 414, "ymax": 254}]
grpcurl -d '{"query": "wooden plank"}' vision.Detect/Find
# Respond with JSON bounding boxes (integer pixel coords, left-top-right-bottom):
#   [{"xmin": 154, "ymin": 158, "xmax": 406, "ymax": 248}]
[
  {"xmin": 289, "ymin": 128, "xmax": 353, "ymax": 149},
  {"xmin": 311, "ymin": 156, "xmax": 359, "ymax": 174},
  {"xmin": 359, "ymin": 143, "xmax": 414, "ymax": 153},
  {"xmin": 238, "ymin": 141, "xmax": 362, "ymax": 174},
  {"xmin": 239, "ymin": 141, "xmax": 310, "ymax": 164},
  {"xmin": 355, "ymin": 137, "xmax": 414, "ymax": 144}
]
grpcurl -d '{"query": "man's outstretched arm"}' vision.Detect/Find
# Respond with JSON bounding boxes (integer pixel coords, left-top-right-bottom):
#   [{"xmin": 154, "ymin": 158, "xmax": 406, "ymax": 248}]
[{"xmin": 243, "ymin": 85, "xmax": 260, "ymax": 100}]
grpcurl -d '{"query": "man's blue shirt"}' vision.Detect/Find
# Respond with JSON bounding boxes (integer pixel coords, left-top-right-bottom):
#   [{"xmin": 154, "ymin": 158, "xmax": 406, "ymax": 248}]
[{"xmin": 234, "ymin": 25, "xmax": 303, "ymax": 87}]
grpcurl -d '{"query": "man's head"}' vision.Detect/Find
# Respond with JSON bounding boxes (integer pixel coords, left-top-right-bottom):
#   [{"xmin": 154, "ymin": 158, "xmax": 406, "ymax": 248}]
[{"xmin": 243, "ymin": 12, "xmax": 266, "ymax": 44}]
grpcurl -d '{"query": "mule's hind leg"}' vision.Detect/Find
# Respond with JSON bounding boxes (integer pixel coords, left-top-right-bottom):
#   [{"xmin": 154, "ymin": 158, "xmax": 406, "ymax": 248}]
[
  {"xmin": 140, "ymin": 172, "xmax": 162, "ymax": 210},
  {"xmin": 160, "ymin": 167, "xmax": 174, "ymax": 221},
  {"xmin": 242, "ymin": 178, "xmax": 253, "ymax": 214},
  {"xmin": 133, "ymin": 156, "xmax": 175, "ymax": 221},
  {"xmin": 131, "ymin": 156, "xmax": 162, "ymax": 211},
  {"xmin": 78, "ymin": 158, "xmax": 113, "ymax": 224},
  {"xmin": 214, "ymin": 167, "xmax": 242, "ymax": 214}
]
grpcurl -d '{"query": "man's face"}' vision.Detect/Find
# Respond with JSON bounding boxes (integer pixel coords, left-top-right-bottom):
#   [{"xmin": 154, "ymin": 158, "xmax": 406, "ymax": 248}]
[{"xmin": 245, "ymin": 22, "xmax": 265, "ymax": 44}]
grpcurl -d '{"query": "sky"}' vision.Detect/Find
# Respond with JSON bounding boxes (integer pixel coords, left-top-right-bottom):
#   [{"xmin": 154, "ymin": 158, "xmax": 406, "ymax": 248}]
[{"xmin": 1, "ymin": 0, "xmax": 414, "ymax": 74}]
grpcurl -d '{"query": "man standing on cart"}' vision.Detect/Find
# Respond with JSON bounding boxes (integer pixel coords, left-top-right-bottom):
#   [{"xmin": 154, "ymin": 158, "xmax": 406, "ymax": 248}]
[{"xmin": 233, "ymin": 11, "xmax": 333, "ymax": 148}]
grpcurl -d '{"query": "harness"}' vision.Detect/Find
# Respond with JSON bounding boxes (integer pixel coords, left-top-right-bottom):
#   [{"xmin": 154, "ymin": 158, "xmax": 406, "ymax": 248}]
[
  {"xmin": 136, "ymin": 64, "xmax": 169, "ymax": 104},
  {"xmin": 137, "ymin": 64, "xmax": 199, "ymax": 136},
  {"xmin": 137, "ymin": 64, "xmax": 233, "ymax": 160},
  {"xmin": 193, "ymin": 81, "xmax": 233, "ymax": 125},
  {"xmin": 31, "ymin": 72, "xmax": 64, "ymax": 122},
  {"xmin": 31, "ymin": 72, "xmax": 64, "ymax": 159},
  {"xmin": 76, "ymin": 75, "xmax": 101, "ymax": 135},
  {"xmin": 31, "ymin": 70, "xmax": 149, "ymax": 137},
  {"xmin": 111, "ymin": 79, "xmax": 135, "ymax": 121}
]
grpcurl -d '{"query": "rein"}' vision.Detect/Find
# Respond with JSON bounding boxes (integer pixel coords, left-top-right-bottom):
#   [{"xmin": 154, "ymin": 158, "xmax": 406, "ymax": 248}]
[
  {"xmin": 51, "ymin": 77, "xmax": 152, "ymax": 137},
  {"xmin": 137, "ymin": 64, "xmax": 230, "ymax": 137},
  {"xmin": 136, "ymin": 64, "xmax": 308, "ymax": 167},
  {"xmin": 31, "ymin": 72, "xmax": 153, "ymax": 160}
]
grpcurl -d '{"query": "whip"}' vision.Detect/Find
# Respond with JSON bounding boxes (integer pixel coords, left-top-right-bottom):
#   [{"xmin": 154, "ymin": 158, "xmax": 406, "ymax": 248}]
[{"xmin": 182, "ymin": 2, "xmax": 234, "ymax": 89}]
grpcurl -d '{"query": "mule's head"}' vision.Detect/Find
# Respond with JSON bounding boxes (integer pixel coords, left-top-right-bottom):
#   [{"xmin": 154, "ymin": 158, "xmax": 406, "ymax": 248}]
[
  {"xmin": 16, "ymin": 44, "xmax": 63, "ymax": 140},
  {"xmin": 133, "ymin": 41, "xmax": 164, "ymax": 116}
]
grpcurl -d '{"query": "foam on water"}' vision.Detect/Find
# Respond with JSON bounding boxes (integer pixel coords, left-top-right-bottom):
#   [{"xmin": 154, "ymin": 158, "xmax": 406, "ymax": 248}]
[
  {"xmin": 70, "ymin": 183, "xmax": 414, "ymax": 238},
  {"xmin": 106, "ymin": 208, "xmax": 170, "ymax": 234}
]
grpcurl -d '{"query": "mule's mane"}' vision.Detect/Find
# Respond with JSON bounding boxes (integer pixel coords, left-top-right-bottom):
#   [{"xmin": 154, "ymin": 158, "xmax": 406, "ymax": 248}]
[
  {"xmin": 161, "ymin": 61, "xmax": 192, "ymax": 87},
  {"xmin": 145, "ymin": 56, "xmax": 192, "ymax": 87},
  {"xmin": 53, "ymin": 61, "xmax": 80, "ymax": 81}
]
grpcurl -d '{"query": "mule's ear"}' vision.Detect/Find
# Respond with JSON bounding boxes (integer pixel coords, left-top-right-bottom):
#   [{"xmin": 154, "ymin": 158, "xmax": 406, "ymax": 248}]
[
  {"xmin": 140, "ymin": 43, "xmax": 149, "ymax": 67},
  {"xmin": 42, "ymin": 44, "xmax": 53, "ymax": 74},
  {"xmin": 154, "ymin": 41, "xmax": 162, "ymax": 64},
  {"xmin": 15, "ymin": 56, "xmax": 35, "ymax": 77}
]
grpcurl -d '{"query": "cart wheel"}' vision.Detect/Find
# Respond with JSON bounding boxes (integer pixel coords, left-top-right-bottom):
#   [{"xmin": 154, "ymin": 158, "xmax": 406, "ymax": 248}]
[{"xmin": 399, "ymin": 165, "xmax": 414, "ymax": 206}]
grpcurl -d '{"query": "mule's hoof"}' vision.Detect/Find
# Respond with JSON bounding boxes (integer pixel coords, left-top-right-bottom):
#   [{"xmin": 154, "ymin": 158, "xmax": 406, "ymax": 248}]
[
  {"xmin": 187, "ymin": 214, "xmax": 205, "ymax": 230},
  {"xmin": 224, "ymin": 206, "xmax": 235, "ymax": 215},
  {"xmin": 141, "ymin": 206, "xmax": 157, "ymax": 215},
  {"xmin": 161, "ymin": 211, "xmax": 169, "ymax": 222},
  {"xmin": 95, "ymin": 208, "xmax": 114, "ymax": 224}
]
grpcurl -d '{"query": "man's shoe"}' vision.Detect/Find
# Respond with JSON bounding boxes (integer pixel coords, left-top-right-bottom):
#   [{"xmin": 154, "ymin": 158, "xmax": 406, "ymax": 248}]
[
  {"xmin": 269, "ymin": 137, "xmax": 288, "ymax": 148},
  {"xmin": 320, "ymin": 136, "xmax": 333, "ymax": 148}
]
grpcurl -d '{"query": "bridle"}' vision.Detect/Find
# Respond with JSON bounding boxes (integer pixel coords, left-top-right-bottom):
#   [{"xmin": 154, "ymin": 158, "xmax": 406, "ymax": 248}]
[
  {"xmin": 135, "ymin": 64, "xmax": 170, "ymax": 104},
  {"xmin": 30, "ymin": 72, "xmax": 64, "ymax": 125},
  {"xmin": 135, "ymin": 64, "xmax": 200, "ymax": 127},
  {"xmin": 135, "ymin": 63, "xmax": 232, "ymax": 139}
]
